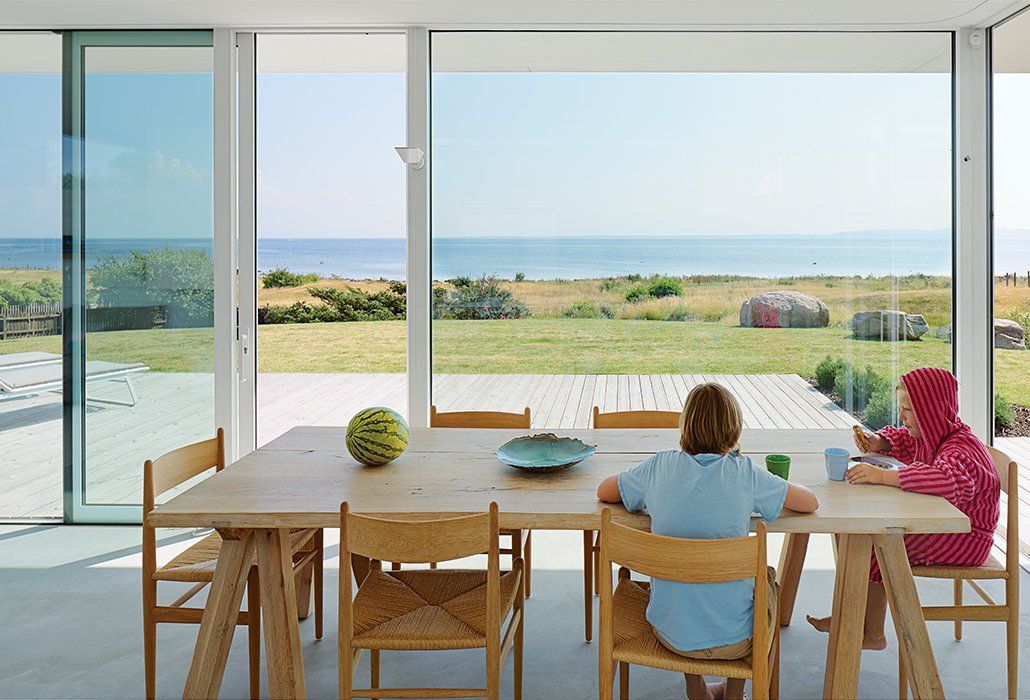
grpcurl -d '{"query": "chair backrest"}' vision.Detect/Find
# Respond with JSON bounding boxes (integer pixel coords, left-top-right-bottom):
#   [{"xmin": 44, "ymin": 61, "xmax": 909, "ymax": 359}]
[
  {"xmin": 143, "ymin": 428, "xmax": 225, "ymax": 515},
  {"xmin": 341, "ymin": 504, "xmax": 497, "ymax": 565},
  {"xmin": 592, "ymin": 406, "xmax": 680, "ymax": 429},
  {"xmin": 430, "ymin": 405, "xmax": 531, "ymax": 429},
  {"xmin": 141, "ymin": 428, "xmax": 225, "ymax": 581},
  {"xmin": 988, "ymin": 446, "xmax": 1018, "ymax": 575},
  {"xmin": 599, "ymin": 509, "xmax": 769, "ymax": 679}
]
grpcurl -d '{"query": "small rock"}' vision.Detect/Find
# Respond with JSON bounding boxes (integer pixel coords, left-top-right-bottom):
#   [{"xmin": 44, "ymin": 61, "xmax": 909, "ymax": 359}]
[
  {"xmin": 935, "ymin": 325, "xmax": 953, "ymax": 343},
  {"xmin": 851, "ymin": 310, "xmax": 927, "ymax": 341},
  {"xmin": 739, "ymin": 291, "xmax": 829, "ymax": 328},
  {"xmin": 995, "ymin": 318, "xmax": 1026, "ymax": 350}
]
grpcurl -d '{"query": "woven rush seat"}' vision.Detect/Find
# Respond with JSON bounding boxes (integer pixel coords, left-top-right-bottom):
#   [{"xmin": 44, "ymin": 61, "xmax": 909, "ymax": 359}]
[
  {"xmin": 912, "ymin": 553, "xmax": 1008, "ymax": 580},
  {"xmin": 352, "ymin": 568, "xmax": 521, "ymax": 650},
  {"xmin": 612, "ymin": 578, "xmax": 754, "ymax": 678},
  {"xmin": 154, "ymin": 528, "xmax": 317, "ymax": 582}
]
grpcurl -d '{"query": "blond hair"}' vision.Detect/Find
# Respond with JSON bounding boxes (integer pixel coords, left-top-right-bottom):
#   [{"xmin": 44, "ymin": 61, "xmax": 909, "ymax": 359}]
[{"xmin": 678, "ymin": 383, "xmax": 743, "ymax": 454}]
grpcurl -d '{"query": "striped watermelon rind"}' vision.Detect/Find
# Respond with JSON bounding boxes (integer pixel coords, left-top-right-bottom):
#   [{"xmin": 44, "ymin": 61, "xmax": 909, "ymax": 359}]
[{"xmin": 346, "ymin": 407, "xmax": 408, "ymax": 466}]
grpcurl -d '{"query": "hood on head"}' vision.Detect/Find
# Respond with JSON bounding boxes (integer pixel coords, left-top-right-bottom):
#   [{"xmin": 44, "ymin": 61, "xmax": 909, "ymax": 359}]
[{"xmin": 899, "ymin": 367, "xmax": 960, "ymax": 453}]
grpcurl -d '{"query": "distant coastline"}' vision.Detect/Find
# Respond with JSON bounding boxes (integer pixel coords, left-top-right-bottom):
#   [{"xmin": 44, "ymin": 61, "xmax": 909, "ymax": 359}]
[{"xmin": 2, "ymin": 230, "xmax": 1028, "ymax": 280}]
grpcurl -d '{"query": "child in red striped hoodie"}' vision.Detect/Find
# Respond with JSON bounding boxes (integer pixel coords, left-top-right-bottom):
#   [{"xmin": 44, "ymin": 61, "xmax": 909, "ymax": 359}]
[{"xmin": 807, "ymin": 367, "xmax": 1000, "ymax": 649}]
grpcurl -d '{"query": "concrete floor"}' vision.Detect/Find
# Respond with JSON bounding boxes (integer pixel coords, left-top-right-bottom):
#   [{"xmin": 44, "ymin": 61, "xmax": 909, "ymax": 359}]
[{"xmin": 0, "ymin": 525, "xmax": 1027, "ymax": 700}]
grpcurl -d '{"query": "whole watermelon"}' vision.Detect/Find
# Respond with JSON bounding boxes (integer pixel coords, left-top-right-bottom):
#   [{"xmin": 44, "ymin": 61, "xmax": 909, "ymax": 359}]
[{"xmin": 346, "ymin": 407, "xmax": 409, "ymax": 466}]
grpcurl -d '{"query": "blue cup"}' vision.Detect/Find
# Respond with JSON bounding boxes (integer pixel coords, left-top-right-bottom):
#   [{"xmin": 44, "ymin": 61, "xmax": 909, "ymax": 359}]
[{"xmin": 824, "ymin": 448, "xmax": 850, "ymax": 481}]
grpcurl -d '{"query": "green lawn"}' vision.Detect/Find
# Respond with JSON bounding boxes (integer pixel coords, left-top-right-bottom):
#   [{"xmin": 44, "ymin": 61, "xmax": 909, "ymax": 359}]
[{"xmin": 5, "ymin": 318, "xmax": 1029, "ymax": 406}]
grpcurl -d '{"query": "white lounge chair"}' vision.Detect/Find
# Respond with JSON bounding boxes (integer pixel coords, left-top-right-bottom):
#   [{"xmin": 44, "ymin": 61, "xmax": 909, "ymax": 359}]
[{"xmin": 0, "ymin": 351, "xmax": 148, "ymax": 407}]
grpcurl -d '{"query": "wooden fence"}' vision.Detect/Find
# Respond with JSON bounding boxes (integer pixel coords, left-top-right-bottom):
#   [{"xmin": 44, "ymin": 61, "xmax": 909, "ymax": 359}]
[
  {"xmin": 0, "ymin": 303, "xmax": 168, "ymax": 340},
  {"xmin": 0, "ymin": 302, "xmax": 60, "ymax": 340}
]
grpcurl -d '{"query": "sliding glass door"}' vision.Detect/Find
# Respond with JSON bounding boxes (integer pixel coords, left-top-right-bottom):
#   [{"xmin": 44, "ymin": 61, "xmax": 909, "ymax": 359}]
[
  {"xmin": 245, "ymin": 33, "xmax": 407, "ymax": 448},
  {"xmin": 0, "ymin": 33, "xmax": 63, "ymax": 520},
  {"xmin": 66, "ymin": 31, "xmax": 214, "ymax": 520}
]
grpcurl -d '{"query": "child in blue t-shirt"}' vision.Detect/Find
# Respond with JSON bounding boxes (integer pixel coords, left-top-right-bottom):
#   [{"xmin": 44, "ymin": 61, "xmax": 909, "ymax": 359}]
[{"xmin": 597, "ymin": 383, "xmax": 818, "ymax": 700}]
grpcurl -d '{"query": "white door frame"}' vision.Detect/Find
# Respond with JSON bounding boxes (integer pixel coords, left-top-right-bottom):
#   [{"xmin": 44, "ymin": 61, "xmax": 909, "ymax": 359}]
[{"xmin": 231, "ymin": 29, "xmax": 423, "ymax": 456}]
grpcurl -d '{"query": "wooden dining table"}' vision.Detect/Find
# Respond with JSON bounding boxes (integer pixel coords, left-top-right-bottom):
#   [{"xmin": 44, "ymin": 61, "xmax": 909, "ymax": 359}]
[{"xmin": 149, "ymin": 426, "xmax": 969, "ymax": 699}]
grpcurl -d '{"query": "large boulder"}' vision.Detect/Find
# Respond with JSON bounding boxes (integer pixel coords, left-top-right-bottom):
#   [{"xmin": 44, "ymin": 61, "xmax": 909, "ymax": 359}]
[
  {"xmin": 996, "ymin": 318, "xmax": 1026, "ymax": 350},
  {"xmin": 851, "ymin": 310, "xmax": 928, "ymax": 341},
  {"xmin": 739, "ymin": 291, "xmax": 829, "ymax": 328}
]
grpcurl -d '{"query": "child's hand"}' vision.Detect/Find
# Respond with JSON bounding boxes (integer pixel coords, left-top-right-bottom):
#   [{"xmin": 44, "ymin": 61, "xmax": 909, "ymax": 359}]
[
  {"xmin": 845, "ymin": 463, "xmax": 885, "ymax": 485},
  {"xmin": 845, "ymin": 462, "xmax": 900, "ymax": 488},
  {"xmin": 852, "ymin": 426, "xmax": 888, "ymax": 454}
]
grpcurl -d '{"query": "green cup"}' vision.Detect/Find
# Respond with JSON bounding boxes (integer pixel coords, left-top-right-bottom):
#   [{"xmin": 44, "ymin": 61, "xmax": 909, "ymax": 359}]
[{"xmin": 765, "ymin": 454, "xmax": 791, "ymax": 480}]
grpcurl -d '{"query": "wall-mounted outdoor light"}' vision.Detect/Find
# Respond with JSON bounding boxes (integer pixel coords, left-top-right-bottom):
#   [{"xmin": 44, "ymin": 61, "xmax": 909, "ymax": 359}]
[{"xmin": 394, "ymin": 146, "xmax": 425, "ymax": 170}]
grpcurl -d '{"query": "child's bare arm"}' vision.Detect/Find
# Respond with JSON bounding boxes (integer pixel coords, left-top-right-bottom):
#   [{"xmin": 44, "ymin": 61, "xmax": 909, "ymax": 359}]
[
  {"xmin": 783, "ymin": 481, "xmax": 819, "ymax": 513},
  {"xmin": 597, "ymin": 475, "xmax": 622, "ymax": 503}
]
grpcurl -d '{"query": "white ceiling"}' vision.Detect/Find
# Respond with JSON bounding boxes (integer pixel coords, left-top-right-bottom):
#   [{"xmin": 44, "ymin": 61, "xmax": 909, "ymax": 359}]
[{"xmin": 0, "ymin": 0, "xmax": 1026, "ymax": 30}]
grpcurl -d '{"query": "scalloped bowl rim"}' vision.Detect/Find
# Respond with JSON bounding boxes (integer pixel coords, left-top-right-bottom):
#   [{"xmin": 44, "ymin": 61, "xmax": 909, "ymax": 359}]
[{"xmin": 496, "ymin": 433, "xmax": 597, "ymax": 468}]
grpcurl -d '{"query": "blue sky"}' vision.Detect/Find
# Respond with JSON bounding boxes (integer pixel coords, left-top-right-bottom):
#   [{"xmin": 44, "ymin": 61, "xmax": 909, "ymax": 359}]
[{"xmin": 1, "ymin": 68, "xmax": 1028, "ymax": 240}]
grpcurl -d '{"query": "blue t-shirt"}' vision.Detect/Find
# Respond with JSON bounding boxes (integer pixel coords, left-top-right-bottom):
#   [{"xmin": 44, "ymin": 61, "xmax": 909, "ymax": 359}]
[{"xmin": 617, "ymin": 450, "xmax": 788, "ymax": 652}]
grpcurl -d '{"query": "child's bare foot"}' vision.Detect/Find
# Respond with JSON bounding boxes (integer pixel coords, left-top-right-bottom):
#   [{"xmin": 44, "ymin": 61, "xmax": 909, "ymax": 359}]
[{"xmin": 806, "ymin": 615, "xmax": 888, "ymax": 650}]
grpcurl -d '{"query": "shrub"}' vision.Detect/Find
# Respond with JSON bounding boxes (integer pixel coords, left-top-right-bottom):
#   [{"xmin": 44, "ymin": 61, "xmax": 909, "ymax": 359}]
[
  {"xmin": 626, "ymin": 273, "xmax": 643, "ymax": 282},
  {"xmin": 437, "ymin": 275, "xmax": 530, "ymax": 320},
  {"xmin": 388, "ymin": 281, "xmax": 406, "ymax": 295},
  {"xmin": 815, "ymin": 355, "xmax": 846, "ymax": 392},
  {"xmin": 0, "ymin": 277, "xmax": 61, "ymax": 306},
  {"xmin": 996, "ymin": 394, "xmax": 1015, "ymax": 431},
  {"xmin": 262, "ymin": 267, "xmax": 319, "ymax": 288},
  {"xmin": 89, "ymin": 247, "xmax": 213, "ymax": 328},
  {"xmin": 259, "ymin": 302, "xmax": 341, "ymax": 324},
  {"xmin": 865, "ymin": 387, "xmax": 896, "ymax": 430},
  {"xmin": 598, "ymin": 304, "xmax": 616, "ymax": 319},
  {"xmin": 834, "ymin": 363, "xmax": 890, "ymax": 413},
  {"xmin": 645, "ymin": 275, "xmax": 684, "ymax": 299},
  {"xmin": 514, "ymin": 272, "xmax": 525, "ymax": 282},
  {"xmin": 562, "ymin": 301, "xmax": 601, "ymax": 319},
  {"xmin": 307, "ymin": 285, "xmax": 405, "ymax": 322},
  {"xmin": 447, "ymin": 276, "xmax": 473, "ymax": 289},
  {"xmin": 625, "ymin": 285, "xmax": 648, "ymax": 303}
]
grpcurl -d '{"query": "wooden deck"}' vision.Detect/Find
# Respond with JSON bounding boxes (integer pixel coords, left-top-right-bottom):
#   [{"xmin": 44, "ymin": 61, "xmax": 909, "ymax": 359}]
[{"xmin": 2, "ymin": 371, "xmax": 1025, "ymax": 531}]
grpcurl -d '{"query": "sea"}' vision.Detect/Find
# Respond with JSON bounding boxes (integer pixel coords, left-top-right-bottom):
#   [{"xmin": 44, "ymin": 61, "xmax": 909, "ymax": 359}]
[{"xmin": 2, "ymin": 230, "xmax": 1028, "ymax": 280}]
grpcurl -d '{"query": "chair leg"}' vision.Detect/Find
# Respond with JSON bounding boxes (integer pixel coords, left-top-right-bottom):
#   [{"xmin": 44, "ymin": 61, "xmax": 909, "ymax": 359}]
[
  {"xmin": 593, "ymin": 532, "xmax": 601, "ymax": 596},
  {"xmin": 247, "ymin": 569, "xmax": 261, "ymax": 700},
  {"xmin": 314, "ymin": 529, "xmax": 324, "ymax": 640},
  {"xmin": 523, "ymin": 531, "xmax": 532, "ymax": 599},
  {"xmin": 429, "ymin": 562, "xmax": 438, "ymax": 569},
  {"xmin": 143, "ymin": 609, "xmax": 157, "ymax": 700},
  {"xmin": 583, "ymin": 531, "xmax": 594, "ymax": 642},
  {"xmin": 370, "ymin": 649, "xmax": 380, "ymax": 689},
  {"xmin": 954, "ymin": 579, "xmax": 963, "ymax": 641},
  {"xmin": 391, "ymin": 562, "xmax": 401, "ymax": 571},
  {"xmin": 770, "ymin": 625, "xmax": 780, "ymax": 700},
  {"xmin": 618, "ymin": 662, "xmax": 629, "ymax": 700},
  {"xmin": 515, "ymin": 566, "xmax": 525, "ymax": 700},
  {"xmin": 1008, "ymin": 603, "xmax": 1019, "ymax": 699}
]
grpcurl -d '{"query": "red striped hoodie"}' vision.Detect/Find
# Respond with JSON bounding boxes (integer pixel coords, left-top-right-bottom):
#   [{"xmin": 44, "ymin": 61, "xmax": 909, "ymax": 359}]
[{"xmin": 875, "ymin": 367, "xmax": 1000, "ymax": 573}]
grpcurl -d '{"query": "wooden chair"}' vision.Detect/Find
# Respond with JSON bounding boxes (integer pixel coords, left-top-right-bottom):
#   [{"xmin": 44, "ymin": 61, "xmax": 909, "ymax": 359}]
[
  {"xmin": 427, "ymin": 405, "xmax": 533, "ymax": 595},
  {"xmin": 582, "ymin": 407, "xmax": 681, "ymax": 641},
  {"xmin": 899, "ymin": 446, "xmax": 1019, "ymax": 699},
  {"xmin": 598, "ymin": 510, "xmax": 778, "ymax": 700},
  {"xmin": 142, "ymin": 428, "xmax": 324, "ymax": 700},
  {"xmin": 591, "ymin": 407, "xmax": 681, "ymax": 430},
  {"xmin": 339, "ymin": 502, "xmax": 525, "ymax": 699}
]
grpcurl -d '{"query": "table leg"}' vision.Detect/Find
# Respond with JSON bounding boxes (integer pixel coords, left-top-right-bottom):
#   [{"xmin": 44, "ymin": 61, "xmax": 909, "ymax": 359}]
[
  {"xmin": 822, "ymin": 534, "xmax": 872, "ymax": 699},
  {"xmin": 255, "ymin": 528, "xmax": 307, "ymax": 699},
  {"xmin": 584, "ymin": 530, "xmax": 594, "ymax": 642},
  {"xmin": 776, "ymin": 533, "xmax": 809, "ymax": 626},
  {"xmin": 875, "ymin": 534, "xmax": 944, "ymax": 700},
  {"xmin": 183, "ymin": 532, "xmax": 254, "ymax": 700}
]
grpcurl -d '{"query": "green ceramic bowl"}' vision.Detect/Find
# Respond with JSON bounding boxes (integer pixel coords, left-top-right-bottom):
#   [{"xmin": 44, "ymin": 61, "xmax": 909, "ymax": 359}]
[{"xmin": 496, "ymin": 434, "xmax": 596, "ymax": 473}]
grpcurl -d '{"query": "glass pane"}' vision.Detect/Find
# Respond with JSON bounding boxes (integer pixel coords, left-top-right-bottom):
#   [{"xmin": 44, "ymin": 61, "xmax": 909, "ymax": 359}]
[
  {"xmin": 80, "ymin": 43, "xmax": 214, "ymax": 506},
  {"xmin": 255, "ymin": 34, "xmax": 407, "ymax": 446},
  {"xmin": 993, "ymin": 13, "xmax": 1030, "ymax": 448},
  {"xmin": 431, "ymin": 32, "xmax": 952, "ymax": 431},
  {"xmin": 0, "ymin": 33, "xmax": 63, "ymax": 519}
]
